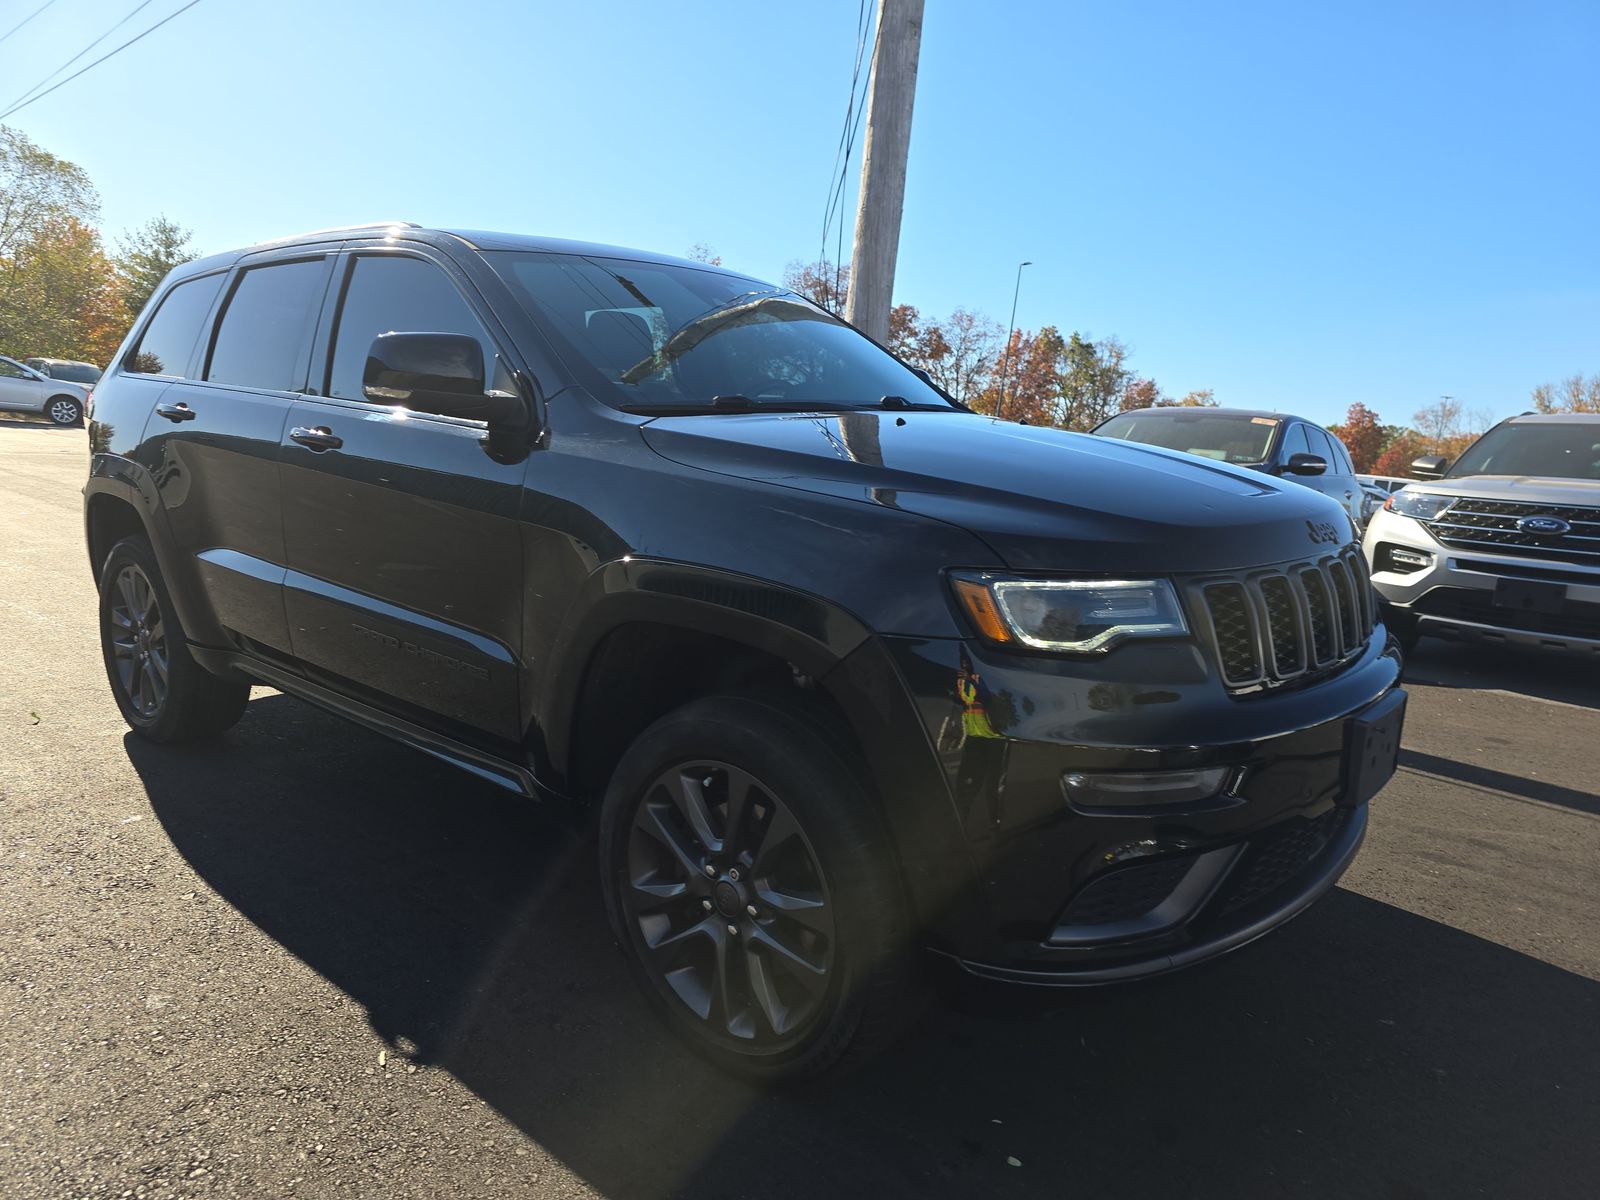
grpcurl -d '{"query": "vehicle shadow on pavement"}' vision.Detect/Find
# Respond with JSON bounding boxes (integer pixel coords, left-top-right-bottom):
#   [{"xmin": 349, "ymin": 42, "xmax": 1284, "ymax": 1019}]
[
  {"xmin": 128, "ymin": 693, "xmax": 1600, "ymax": 1200},
  {"xmin": 1402, "ymin": 639, "xmax": 1598, "ymax": 710}
]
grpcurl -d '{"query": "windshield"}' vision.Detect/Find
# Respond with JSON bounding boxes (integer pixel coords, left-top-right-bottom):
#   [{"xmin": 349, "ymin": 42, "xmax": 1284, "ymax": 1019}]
[
  {"xmin": 487, "ymin": 252, "xmax": 957, "ymax": 411},
  {"xmin": 1446, "ymin": 422, "xmax": 1600, "ymax": 481},
  {"xmin": 1094, "ymin": 411, "xmax": 1280, "ymax": 464}
]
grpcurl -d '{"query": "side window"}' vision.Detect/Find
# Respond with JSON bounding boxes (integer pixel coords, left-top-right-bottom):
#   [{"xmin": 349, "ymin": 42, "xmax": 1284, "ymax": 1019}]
[
  {"xmin": 206, "ymin": 259, "xmax": 328, "ymax": 392},
  {"xmin": 1283, "ymin": 423, "xmax": 1312, "ymax": 459},
  {"xmin": 0, "ymin": 359, "xmax": 28, "ymax": 379},
  {"xmin": 326, "ymin": 255, "xmax": 495, "ymax": 405},
  {"xmin": 1335, "ymin": 438, "xmax": 1356, "ymax": 474},
  {"xmin": 128, "ymin": 274, "xmax": 226, "ymax": 378},
  {"xmin": 1310, "ymin": 427, "xmax": 1342, "ymax": 469}
]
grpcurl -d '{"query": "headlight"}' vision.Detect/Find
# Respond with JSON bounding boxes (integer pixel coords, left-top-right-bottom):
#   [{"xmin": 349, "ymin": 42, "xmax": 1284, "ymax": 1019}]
[
  {"xmin": 950, "ymin": 575, "xmax": 1188, "ymax": 652},
  {"xmin": 1384, "ymin": 490, "xmax": 1454, "ymax": 520}
]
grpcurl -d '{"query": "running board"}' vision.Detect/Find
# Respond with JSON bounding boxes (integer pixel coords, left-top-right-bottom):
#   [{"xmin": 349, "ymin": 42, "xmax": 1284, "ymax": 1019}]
[{"xmin": 227, "ymin": 655, "xmax": 547, "ymax": 801}]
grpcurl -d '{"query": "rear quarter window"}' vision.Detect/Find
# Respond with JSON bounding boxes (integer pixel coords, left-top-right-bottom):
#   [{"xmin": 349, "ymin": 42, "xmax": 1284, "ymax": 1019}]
[{"xmin": 127, "ymin": 274, "xmax": 226, "ymax": 378}]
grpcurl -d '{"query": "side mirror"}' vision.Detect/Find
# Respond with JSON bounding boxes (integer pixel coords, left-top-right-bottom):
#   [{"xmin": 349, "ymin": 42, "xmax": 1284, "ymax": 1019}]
[
  {"xmin": 1284, "ymin": 452, "xmax": 1327, "ymax": 476},
  {"xmin": 362, "ymin": 332, "xmax": 522, "ymax": 424},
  {"xmin": 1409, "ymin": 455, "xmax": 1448, "ymax": 480}
]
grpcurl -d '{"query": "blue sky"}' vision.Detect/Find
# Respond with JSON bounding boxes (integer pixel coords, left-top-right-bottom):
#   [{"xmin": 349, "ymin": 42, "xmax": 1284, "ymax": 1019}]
[{"xmin": 8, "ymin": 0, "xmax": 1597, "ymax": 427}]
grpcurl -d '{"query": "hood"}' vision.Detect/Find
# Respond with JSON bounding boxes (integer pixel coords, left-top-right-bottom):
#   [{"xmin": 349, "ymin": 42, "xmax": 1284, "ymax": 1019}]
[
  {"xmin": 1414, "ymin": 474, "xmax": 1600, "ymax": 507},
  {"xmin": 641, "ymin": 410, "xmax": 1355, "ymax": 573}
]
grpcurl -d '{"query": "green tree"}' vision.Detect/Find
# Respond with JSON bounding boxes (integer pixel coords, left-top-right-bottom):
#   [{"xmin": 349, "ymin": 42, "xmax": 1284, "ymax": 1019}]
[
  {"xmin": 1056, "ymin": 332, "xmax": 1133, "ymax": 430},
  {"xmin": 115, "ymin": 216, "xmax": 199, "ymax": 321},
  {"xmin": 0, "ymin": 124, "xmax": 97, "ymax": 263}
]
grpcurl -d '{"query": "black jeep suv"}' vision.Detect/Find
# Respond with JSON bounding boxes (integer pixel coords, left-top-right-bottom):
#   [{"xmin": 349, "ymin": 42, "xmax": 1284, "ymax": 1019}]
[{"xmin": 85, "ymin": 223, "xmax": 1405, "ymax": 1080}]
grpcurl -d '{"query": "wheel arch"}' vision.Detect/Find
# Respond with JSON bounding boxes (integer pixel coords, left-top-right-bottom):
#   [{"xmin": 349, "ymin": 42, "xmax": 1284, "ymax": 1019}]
[
  {"xmin": 84, "ymin": 473, "xmax": 220, "ymax": 648},
  {"xmin": 539, "ymin": 558, "xmax": 873, "ymax": 798},
  {"xmin": 538, "ymin": 558, "xmax": 982, "ymax": 945}
]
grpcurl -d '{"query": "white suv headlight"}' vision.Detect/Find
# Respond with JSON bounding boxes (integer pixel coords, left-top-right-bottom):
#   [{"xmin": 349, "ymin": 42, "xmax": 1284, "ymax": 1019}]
[
  {"xmin": 951, "ymin": 575, "xmax": 1188, "ymax": 653},
  {"xmin": 1384, "ymin": 490, "xmax": 1454, "ymax": 521}
]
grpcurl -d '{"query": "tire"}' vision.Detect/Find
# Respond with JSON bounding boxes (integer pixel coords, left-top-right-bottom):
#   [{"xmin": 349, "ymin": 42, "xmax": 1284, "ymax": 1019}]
[
  {"xmin": 45, "ymin": 395, "xmax": 82, "ymax": 426},
  {"xmin": 599, "ymin": 692, "xmax": 920, "ymax": 1083},
  {"xmin": 1385, "ymin": 606, "xmax": 1421, "ymax": 657},
  {"xmin": 98, "ymin": 536, "xmax": 250, "ymax": 742}
]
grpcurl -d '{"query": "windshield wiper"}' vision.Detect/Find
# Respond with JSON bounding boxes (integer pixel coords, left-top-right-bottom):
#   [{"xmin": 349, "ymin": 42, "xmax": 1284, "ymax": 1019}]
[{"xmin": 619, "ymin": 294, "xmax": 826, "ymax": 384}]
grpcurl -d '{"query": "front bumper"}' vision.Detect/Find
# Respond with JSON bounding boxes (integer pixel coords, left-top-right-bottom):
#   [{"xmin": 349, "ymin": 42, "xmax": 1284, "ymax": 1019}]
[
  {"xmin": 1363, "ymin": 509, "xmax": 1600, "ymax": 655},
  {"xmin": 880, "ymin": 630, "xmax": 1403, "ymax": 986}
]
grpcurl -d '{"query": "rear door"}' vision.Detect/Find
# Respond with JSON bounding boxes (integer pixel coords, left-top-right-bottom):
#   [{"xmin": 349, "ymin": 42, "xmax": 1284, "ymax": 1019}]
[
  {"xmin": 141, "ymin": 251, "xmax": 335, "ymax": 657},
  {"xmin": 278, "ymin": 246, "xmax": 529, "ymax": 741},
  {"xmin": 1310, "ymin": 426, "xmax": 1360, "ymax": 525}
]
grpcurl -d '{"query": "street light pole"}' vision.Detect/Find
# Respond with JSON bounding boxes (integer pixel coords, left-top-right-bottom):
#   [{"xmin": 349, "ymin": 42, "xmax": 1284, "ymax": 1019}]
[{"xmin": 995, "ymin": 260, "xmax": 1032, "ymax": 420}]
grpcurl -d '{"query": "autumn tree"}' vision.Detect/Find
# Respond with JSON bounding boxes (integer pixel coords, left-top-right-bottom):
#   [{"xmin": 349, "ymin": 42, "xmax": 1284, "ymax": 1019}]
[
  {"xmin": 782, "ymin": 258, "xmax": 849, "ymax": 313},
  {"xmin": 1327, "ymin": 401, "xmax": 1386, "ymax": 472},
  {"xmin": 0, "ymin": 217, "xmax": 126, "ymax": 363},
  {"xmin": 1531, "ymin": 373, "xmax": 1600, "ymax": 413},
  {"xmin": 889, "ymin": 306, "xmax": 1000, "ymax": 406},
  {"xmin": 1371, "ymin": 430, "xmax": 1429, "ymax": 477},
  {"xmin": 115, "ymin": 216, "xmax": 199, "ymax": 321},
  {"xmin": 976, "ymin": 326, "xmax": 1066, "ymax": 423},
  {"xmin": 1120, "ymin": 377, "xmax": 1162, "ymax": 411}
]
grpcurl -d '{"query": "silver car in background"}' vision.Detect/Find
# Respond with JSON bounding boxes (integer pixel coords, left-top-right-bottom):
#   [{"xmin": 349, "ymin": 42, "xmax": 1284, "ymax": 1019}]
[
  {"xmin": 1362, "ymin": 413, "xmax": 1600, "ymax": 655},
  {"xmin": 0, "ymin": 355, "xmax": 92, "ymax": 426}
]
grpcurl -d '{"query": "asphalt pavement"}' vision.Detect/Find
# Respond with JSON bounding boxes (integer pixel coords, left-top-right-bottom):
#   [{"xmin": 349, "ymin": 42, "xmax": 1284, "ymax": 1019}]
[{"xmin": 2, "ymin": 416, "xmax": 1597, "ymax": 1200}]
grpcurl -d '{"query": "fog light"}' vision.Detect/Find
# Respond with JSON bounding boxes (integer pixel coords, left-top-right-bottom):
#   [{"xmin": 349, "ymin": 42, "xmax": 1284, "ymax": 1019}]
[
  {"xmin": 1062, "ymin": 767, "xmax": 1231, "ymax": 813},
  {"xmin": 1386, "ymin": 547, "xmax": 1432, "ymax": 570}
]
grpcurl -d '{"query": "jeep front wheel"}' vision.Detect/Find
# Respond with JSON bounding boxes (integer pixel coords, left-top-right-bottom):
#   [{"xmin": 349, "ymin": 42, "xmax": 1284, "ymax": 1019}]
[{"xmin": 599, "ymin": 693, "xmax": 918, "ymax": 1082}]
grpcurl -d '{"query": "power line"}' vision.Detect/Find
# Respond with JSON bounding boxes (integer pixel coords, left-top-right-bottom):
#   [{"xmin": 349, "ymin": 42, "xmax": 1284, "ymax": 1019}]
[
  {"xmin": 818, "ymin": 0, "xmax": 875, "ymax": 301},
  {"xmin": 0, "ymin": 0, "xmax": 58, "ymax": 49},
  {"xmin": 3, "ymin": 0, "xmax": 159, "ymax": 119},
  {"xmin": 0, "ymin": 0, "xmax": 205, "ymax": 122}
]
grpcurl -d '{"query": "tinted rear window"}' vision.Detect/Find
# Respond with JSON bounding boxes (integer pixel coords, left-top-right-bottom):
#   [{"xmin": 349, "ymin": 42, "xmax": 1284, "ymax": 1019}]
[
  {"xmin": 206, "ymin": 259, "xmax": 328, "ymax": 392},
  {"xmin": 128, "ymin": 274, "xmax": 226, "ymax": 378}
]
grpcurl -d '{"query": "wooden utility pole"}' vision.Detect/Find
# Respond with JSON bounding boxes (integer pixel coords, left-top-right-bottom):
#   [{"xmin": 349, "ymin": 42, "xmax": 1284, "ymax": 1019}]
[{"xmin": 844, "ymin": 0, "xmax": 925, "ymax": 343}]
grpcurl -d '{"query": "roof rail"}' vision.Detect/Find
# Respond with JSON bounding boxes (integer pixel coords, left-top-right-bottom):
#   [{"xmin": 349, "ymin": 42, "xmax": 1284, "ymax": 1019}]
[{"xmin": 251, "ymin": 221, "xmax": 422, "ymax": 247}]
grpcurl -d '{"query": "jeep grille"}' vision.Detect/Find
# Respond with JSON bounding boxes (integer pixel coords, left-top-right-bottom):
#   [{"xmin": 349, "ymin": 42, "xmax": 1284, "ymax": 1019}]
[{"xmin": 1194, "ymin": 547, "xmax": 1375, "ymax": 694}]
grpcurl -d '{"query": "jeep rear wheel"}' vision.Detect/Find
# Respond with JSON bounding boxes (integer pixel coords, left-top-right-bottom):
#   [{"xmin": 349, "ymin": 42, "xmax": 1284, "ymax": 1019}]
[
  {"xmin": 599, "ymin": 693, "xmax": 918, "ymax": 1082},
  {"xmin": 98, "ymin": 537, "xmax": 250, "ymax": 742}
]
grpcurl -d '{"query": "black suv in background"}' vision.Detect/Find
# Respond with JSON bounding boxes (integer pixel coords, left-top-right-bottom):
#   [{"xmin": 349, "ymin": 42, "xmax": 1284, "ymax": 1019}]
[
  {"xmin": 1093, "ymin": 407, "xmax": 1366, "ymax": 528},
  {"xmin": 85, "ymin": 224, "xmax": 1405, "ymax": 1080}
]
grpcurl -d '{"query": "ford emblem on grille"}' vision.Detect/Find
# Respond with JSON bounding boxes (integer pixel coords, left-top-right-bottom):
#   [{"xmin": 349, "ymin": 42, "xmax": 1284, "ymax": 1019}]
[{"xmin": 1516, "ymin": 515, "xmax": 1571, "ymax": 535}]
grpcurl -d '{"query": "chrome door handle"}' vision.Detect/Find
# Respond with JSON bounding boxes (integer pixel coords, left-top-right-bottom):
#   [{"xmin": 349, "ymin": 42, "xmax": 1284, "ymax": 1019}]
[
  {"xmin": 154, "ymin": 401, "xmax": 196, "ymax": 423},
  {"xmin": 289, "ymin": 426, "xmax": 342, "ymax": 451}
]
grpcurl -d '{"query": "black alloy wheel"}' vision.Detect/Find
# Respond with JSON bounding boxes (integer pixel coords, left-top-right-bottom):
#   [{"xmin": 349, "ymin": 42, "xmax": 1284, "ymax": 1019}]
[
  {"xmin": 623, "ymin": 758, "xmax": 837, "ymax": 1048},
  {"xmin": 97, "ymin": 536, "xmax": 250, "ymax": 742},
  {"xmin": 600, "ymin": 693, "xmax": 917, "ymax": 1081},
  {"xmin": 107, "ymin": 563, "xmax": 169, "ymax": 718}
]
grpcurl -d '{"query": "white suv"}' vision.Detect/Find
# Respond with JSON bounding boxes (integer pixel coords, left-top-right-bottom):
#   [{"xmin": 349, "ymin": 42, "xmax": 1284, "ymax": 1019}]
[
  {"xmin": 1363, "ymin": 412, "xmax": 1600, "ymax": 656},
  {"xmin": 0, "ymin": 355, "xmax": 90, "ymax": 425}
]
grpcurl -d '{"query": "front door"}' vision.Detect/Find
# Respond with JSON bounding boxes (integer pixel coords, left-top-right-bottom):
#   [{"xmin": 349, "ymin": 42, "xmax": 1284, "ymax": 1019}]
[
  {"xmin": 0, "ymin": 358, "xmax": 45, "ymax": 413},
  {"xmin": 278, "ymin": 248, "xmax": 529, "ymax": 742}
]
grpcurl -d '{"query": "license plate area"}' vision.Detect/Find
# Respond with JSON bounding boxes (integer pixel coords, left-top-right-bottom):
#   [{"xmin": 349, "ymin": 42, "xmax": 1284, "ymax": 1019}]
[
  {"xmin": 1341, "ymin": 688, "xmax": 1407, "ymax": 808},
  {"xmin": 1493, "ymin": 577, "xmax": 1566, "ymax": 615}
]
